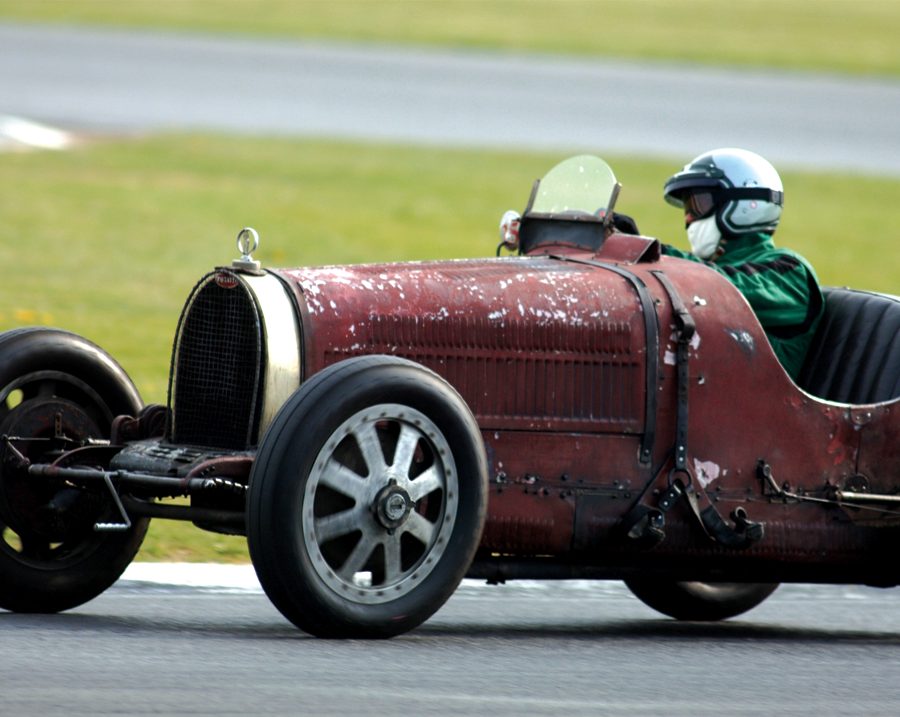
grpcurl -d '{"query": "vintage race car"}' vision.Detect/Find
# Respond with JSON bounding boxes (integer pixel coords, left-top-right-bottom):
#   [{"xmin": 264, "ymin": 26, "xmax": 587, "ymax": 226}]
[{"xmin": 1, "ymin": 156, "xmax": 898, "ymax": 638}]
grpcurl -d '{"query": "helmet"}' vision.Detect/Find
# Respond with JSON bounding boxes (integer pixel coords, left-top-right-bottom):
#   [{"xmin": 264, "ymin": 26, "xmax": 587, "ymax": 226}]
[{"xmin": 663, "ymin": 148, "xmax": 784, "ymax": 235}]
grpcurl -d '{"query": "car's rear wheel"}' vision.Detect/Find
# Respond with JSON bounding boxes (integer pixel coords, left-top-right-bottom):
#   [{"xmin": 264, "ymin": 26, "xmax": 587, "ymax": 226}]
[
  {"xmin": 624, "ymin": 579, "xmax": 779, "ymax": 621},
  {"xmin": 0, "ymin": 328, "xmax": 148, "ymax": 613},
  {"xmin": 247, "ymin": 355, "xmax": 488, "ymax": 638}
]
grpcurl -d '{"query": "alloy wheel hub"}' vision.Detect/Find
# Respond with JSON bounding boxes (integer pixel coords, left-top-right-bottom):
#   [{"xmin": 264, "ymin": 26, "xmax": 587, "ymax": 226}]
[{"xmin": 374, "ymin": 482, "xmax": 412, "ymax": 530}]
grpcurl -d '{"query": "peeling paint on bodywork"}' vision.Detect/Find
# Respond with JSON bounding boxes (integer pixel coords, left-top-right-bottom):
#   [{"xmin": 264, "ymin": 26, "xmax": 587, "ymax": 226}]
[
  {"xmin": 727, "ymin": 327, "xmax": 756, "ymax": 357},
  {"xmin": 693, "ymin": 458, "xmax": 722, "ymax": 489},
  {"xmin": 282, "ymin": 257, "xmax": 640, "ymax": 334},
  {"xmin": 276, "ymin": 256, "xmax": 648, "ymax": 434},
  {"xmin": 664, "ymin": 329, "xmax": 701, "ymax": 365}
]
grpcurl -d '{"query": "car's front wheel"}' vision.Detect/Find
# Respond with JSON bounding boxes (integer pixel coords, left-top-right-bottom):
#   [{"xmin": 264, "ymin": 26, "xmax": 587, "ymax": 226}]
[
  {"xmin": 624, "ymin": 579, "xmax": 779, "ymax": 621},
  {"xmin": 247, "ymin": 356, "xmax": 488, "ymax": 639}
]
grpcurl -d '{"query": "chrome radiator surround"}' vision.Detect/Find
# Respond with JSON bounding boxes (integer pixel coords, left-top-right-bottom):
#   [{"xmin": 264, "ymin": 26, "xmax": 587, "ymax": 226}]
[{"xmin": 168, "ymin": 270, "xmax": 301, "ymax": 450}]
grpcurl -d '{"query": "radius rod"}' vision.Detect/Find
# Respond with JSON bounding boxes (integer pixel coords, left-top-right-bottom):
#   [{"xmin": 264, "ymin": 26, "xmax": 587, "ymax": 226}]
[{"xmin": 27, "ymin": 463, "xmax": 246, "ymax": 495}]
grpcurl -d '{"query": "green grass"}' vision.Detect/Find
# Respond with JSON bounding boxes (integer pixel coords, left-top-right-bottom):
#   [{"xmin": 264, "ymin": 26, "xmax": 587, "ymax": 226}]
[
  {"xmin": 2, "ymin": 134, "xmax": 897, "ymax": 561},
  {"xmin": 1, "ymin": 0, "xmax": 899, "ymax": 76},
  {"xmin": 131, "ymin": 506, "xmax": 251, "ymax": 563}
]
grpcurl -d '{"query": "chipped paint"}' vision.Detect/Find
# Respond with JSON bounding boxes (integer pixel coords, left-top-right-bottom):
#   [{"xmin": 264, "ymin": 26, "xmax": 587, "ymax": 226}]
[
  {"xmin": 693, "ymin": 458, "xmax": 721, "ymax": 489},
  {"xmin": 663, "ymin": 328, "xmax": 700, "ymax": 364},
  {"xmin": 276, "ymin": 257, "xmax": 646, "ymax": 437},
  {"xmin": 726, "ymin": 328, "xmax": 756, "ymax": 358}
]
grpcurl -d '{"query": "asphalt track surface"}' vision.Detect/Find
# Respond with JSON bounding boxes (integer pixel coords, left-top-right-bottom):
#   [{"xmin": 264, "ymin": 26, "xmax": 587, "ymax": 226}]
[
  {"xmin": 2, "ymin": 22, "xmax": 900, "ymax": 174},
  {"xmin": 3, "ymin": 566, "xmax": 900, "ymax": 716}
]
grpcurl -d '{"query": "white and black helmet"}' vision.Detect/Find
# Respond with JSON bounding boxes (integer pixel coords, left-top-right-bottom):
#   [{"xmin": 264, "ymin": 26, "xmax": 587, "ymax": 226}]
[{"xmin": 663, "ymin": 148, "xmax": 784, "ymax": 235}]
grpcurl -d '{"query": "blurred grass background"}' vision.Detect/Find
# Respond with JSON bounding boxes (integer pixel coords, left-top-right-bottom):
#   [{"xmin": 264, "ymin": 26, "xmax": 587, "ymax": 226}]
[{"xmin": 0, "ymin": 1, "xmax": 897, "ymax": 562}]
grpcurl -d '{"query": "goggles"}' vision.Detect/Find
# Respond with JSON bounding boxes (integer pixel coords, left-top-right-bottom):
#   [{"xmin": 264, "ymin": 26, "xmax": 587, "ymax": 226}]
[{"xmin": 683, "ymin": 191, "xmax": 717, "ymax": 224}]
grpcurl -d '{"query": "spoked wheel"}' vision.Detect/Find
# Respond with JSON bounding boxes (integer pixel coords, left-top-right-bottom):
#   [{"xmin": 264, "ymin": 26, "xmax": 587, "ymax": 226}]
[
  {"xmin": 248, "ymin": 356, "xmax": 488, "ymax": 639},
  {"xmin": 0, "ymin": 328, "xmax": 148, "ymax": 613},
  {"xmin": 624, "ymin": 579, "xmax": 779, "ymax": 621}
]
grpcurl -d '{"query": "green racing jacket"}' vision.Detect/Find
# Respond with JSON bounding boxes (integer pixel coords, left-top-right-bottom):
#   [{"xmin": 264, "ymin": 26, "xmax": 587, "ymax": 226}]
[{"xmin": 663, "ymin": 232, "xmax": 824, "ymax": 380}]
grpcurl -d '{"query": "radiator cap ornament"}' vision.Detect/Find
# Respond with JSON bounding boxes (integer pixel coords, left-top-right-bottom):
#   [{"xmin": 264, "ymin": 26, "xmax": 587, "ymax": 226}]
[{"xmin": 232, "ymin": 227, "xmax": 262, "ymax": 273}]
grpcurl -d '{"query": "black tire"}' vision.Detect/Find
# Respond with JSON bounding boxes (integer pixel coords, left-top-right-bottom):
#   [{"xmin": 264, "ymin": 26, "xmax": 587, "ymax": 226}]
[
  {"xmin": 0, "ymin": 327, "xmax": 148, "ymax": 613},
  {"xmin": 247, "ymin": 355, "xmax": 488, "ymax": 638},
  {"xmin": 624, "ymin": 579, "xmax": 779, "ymax": 621}
]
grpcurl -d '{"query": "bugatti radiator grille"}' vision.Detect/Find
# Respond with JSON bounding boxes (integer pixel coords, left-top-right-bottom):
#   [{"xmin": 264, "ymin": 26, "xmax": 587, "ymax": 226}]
[{"xmin": 169, "ymin": 272, "xmax": 264, "ymax": 449}]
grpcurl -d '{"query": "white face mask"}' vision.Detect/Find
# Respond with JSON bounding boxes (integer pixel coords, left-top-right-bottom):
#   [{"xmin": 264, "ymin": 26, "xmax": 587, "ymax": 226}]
[{"xmin": 687, "ymin": 215, "xmax": 722, "ymax": 259}]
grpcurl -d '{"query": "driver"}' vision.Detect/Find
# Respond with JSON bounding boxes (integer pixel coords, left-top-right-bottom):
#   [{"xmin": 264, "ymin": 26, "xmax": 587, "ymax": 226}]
[{"xmin": 661, "ymin": 148, "xmax": 824, "ymax": 380}]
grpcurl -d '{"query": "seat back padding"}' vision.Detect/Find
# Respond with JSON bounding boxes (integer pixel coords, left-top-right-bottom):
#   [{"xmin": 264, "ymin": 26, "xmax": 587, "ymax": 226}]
[{"xmin": 797, "ymin": 287, "xmax": 900, "ymax": 405}]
